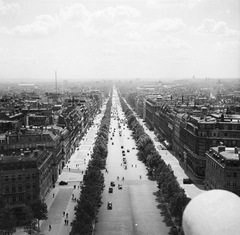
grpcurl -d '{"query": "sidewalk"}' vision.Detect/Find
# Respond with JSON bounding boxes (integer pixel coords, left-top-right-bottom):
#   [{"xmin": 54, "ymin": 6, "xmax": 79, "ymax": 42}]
[
  {"xmin": 14, "ymin": 103, "xmax": 106, "ymax": 235},
  {"xmin": 127, "ymin": 105, "xmax": 205, "ymax": 199}
]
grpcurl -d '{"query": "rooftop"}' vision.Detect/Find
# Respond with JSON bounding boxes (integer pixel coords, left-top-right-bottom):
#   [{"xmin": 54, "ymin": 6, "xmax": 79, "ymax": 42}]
[{"xmin": 212, "ymin": 147, "xmax": 239, "ymax": 161}]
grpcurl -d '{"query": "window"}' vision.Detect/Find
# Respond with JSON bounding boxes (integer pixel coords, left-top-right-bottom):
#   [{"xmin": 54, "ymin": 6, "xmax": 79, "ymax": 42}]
[
  {"xmin": 233, "ymin": 172, "xmax": 237, "ymax": 177},
  {"xmin": 26, "ymin": 174, "xmax": 30, "ymax": 180},
  {"xmin": 233, "ymin": 182, "xmax": 237, "ymax": 187},
  {"xmin": 227, "ymin": 172, "xmax": 231, "ymax": 177},
  {"xmin": 19, "ymin": 195, "xmax": 23, "ymax": 202},
  {"xmin": 18, "ymin": 175, "xmax": 22, "ymax": 181},
  {"xmin": 5, "ymin": 186, "xmax": 9, "ymax": 193},
  {"xmin": 11, "ymin": 175, "xmax": 15, "ymax": 181},
  {"xmin": 12, "ymin": 186, "xmax": 16, "ymax": 192},
  {"xmin": 32, "ymin": 173, "xmax": 36, "ymax": 179},
  {"xmin": 26, "ymin": 183, "xmax": 30, "ymax": 190},
  {"xmin": 5, "ymin": 176, "xmax": 9, "ymax": 181},
  {"xmin": 227, "ymin": 181, "xmax": 230, "ymax": 187},
  {"xmin": 18, "ymin": 185, "xmax": 23, "ymax": 192}
]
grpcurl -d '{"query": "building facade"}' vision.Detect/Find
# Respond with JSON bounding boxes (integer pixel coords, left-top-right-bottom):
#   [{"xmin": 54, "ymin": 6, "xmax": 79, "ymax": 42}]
[{"xmin": 205, "ymin": 146, "xmax": 240, "ymax": 196}]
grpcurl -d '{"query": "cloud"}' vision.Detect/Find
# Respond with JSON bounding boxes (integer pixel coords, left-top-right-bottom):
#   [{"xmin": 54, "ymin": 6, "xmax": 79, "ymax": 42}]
[
  {"xmin": 196, "ymin": 18, "xmax": 240, "ymax": 37},
  {"xmin": 215, "ymin": 41, "xmax": 240, "ymax": 53},
  {"xmin": 59, "ymin": 4, "xmax": 90, "ymax": 23},
  {"xmin": 12, "ymin": 15, "xmax": 60, "ymax": 38},
  {"xmin": 145, "ymin": 18, "xmax": 186, "ymax": 33},
  {"xmin": 0, "ymin": 0, "xmax": 20, "ymax": 15},
  {"xmin": 145, "ymin": 0, "xmax": 204, "ymax": 9}
]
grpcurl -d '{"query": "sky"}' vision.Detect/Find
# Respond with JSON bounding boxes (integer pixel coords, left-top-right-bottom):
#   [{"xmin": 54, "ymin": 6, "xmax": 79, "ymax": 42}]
[{"xmin": 0, "ymin": 0, "xmax": 239, "ymax": 82}]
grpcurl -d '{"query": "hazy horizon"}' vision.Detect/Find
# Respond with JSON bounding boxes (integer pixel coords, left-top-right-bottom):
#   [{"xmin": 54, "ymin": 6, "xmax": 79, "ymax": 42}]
[{"xmin": 0, "ymin": 0, "xmax": 239, "ymax": 82}]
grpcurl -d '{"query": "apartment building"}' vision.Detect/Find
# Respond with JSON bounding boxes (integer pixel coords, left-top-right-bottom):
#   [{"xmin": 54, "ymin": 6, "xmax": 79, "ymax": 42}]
[{"xmin": 205, "ymin": 146, "xmax": 240, "ymax": 196}]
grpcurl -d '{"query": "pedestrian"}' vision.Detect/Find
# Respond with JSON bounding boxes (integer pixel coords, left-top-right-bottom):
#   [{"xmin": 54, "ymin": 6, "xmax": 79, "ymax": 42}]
[
  {"xmin": 49, "ymin": 224, "xmax": 51, "ymax": 231},
  {"xmin": 82, "ymin": 171, "xmax": 84, "ymax": 174},
  {"xmin": 64, "ymin": 219, "xmax": 66, "ymax": 225},
  {"xmin": 63, "ymin": 211, "xmax": 65, "ymax": 216},
  {"xmin": 69, "ymin": 168, "xmax": 70, "ymax": 172},
  {"xmin": 66, "ymin": 219, "xmax": 69, "ymax": 225},
  {"xmin": 53, "ymin": 193, "xmax": 55, "ymax": 198},
  {"xmin": 66, "ymin": 213, "xmax": 68, "ymax": 219}
]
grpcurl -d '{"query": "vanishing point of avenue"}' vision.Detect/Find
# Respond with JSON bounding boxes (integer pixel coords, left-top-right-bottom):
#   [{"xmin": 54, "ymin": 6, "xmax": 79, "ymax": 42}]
[{"xmin": 0, "ymin": 80, "xmax": 240, "ymax": 235}]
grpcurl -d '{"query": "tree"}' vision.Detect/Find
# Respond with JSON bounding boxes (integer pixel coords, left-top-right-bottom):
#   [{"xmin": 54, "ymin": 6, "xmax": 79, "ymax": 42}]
[
  {"xmin": 23, "ymin": 206, "xmax": 38, "ymax": 235},
  {"xmin": 0, "ymin": 205, "xmax": 17, "ymax": 235},
  {"xmin": 31, "ymin": 199, "xmax": 48, "ymax": 232}
]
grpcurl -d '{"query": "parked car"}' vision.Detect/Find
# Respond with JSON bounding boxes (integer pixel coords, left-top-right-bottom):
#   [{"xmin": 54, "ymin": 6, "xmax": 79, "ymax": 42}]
[
  {"xmin": 110, "ymin": 181, "xmax": 115, "ymax": 187},
  {"xmin": 107, "ymin": 202, "xmax": 112, "ymax": 210},
  {"xmin": 59, "ymin": 181, "xmax": 68, "ymax": 185},
  {"xmin": 109, "ymin": 187, "xmax": 113, "ymax": 193},
  {"xmin": 118, "ymin": 184, "xmax": 122, "ymax": 190},
  {"xmin": 183, "ymin": 178, "xmax": 193, "ymax": 184},
  {"xmin": 127, "ymin": 149, "xmax": 130, "ymax": 152}
]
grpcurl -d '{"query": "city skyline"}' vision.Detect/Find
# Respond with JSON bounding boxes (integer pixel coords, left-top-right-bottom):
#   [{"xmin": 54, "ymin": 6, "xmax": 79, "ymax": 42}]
[{"xmin": 0, "ymin": 0, "xmax": 239, "ymax": 82}]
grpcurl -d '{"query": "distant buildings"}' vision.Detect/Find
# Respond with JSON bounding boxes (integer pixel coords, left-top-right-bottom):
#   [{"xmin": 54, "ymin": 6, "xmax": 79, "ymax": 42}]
[
  {"xmin": 0, "ymin": 86, "xmax": 104, "ymax": 221},
  {"xmin": 126, "ymin": 78, "xmax": 240, "ymax": 180}
]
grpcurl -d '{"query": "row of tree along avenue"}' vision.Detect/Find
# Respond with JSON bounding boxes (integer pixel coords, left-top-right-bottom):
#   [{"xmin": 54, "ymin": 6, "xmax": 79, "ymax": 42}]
[
  {"xmin": 71, "ymin": 92, "xmax": 112, "ymax": 235},
  {"xmin": 120, "ymin": 96, "xmax": 191, "ymax": 235},
  {"xmin": 0, "ymin": 196, "xmax": 48, "ymax": 235}
]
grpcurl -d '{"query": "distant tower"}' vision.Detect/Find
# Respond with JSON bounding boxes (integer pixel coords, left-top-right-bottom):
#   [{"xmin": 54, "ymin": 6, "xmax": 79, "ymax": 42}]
[{"xmin": 55, "ymin": 71, "xmax": 58, "ymax": 95}]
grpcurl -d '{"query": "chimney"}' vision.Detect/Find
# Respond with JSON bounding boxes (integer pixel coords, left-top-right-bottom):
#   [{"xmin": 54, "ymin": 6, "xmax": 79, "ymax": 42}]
[
  {"xmin": 234, "ymin": 147, "xmax": 238, "ymax": 154},
  {"xmin": 218, "ymin": 145, "xmax": 226, "ymax": 153},
  {"xmin": 24, "ymin": 150, "xmax": 31, "ymax": 156},
  {"xmin": 33, "ymin": 149, "xmax": 39, "ymax": 157},
  {"xmin": 201, "ymin": 107, "xmax": 207, "ymax": 116}
]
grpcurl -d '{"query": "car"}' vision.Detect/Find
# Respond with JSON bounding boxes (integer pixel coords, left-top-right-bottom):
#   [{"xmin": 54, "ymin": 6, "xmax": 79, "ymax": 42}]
[
  {"xmin": 110, "ymin": 181, "xmax": 115, "ymax": 187},
  {"xmin": 109, "ymin": 187, "xmax": 113, "ymax": 193},
  {"xmin": 183, "ymin": 178, "xmax": 193, "ymax": 184},
  {"xmin": 122, "ymin": 153, "xmax": 126, "ymax": 156},
  {"xmin": 118, "ymin": 184, "xmax": 122, "ymax": 190},
  {"xmin": 107, "ymin": 202, "xmax": 112, "ymax": 210},
  {"xmin": 121, "ymin": 146, "xmax": 124, "ymax": 149},
  {"xmin": 127, "ymin": 149, "xmax": 130, "ymax": 153},
  {"xmin": 59, "ymin": 181, "xmax": 68, "ymax": 185}
]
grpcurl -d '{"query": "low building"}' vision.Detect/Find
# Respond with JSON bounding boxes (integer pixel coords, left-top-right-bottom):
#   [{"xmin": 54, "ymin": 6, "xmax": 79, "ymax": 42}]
[{"xmin": 205, "ymin": 146, "xmax": 240, "ymax": 196}]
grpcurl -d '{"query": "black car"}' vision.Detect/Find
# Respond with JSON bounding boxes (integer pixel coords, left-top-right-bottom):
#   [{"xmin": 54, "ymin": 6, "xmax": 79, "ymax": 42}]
[
  {"xmin": 59, "ymin": 181, "xmax": 68, "ymax": 185},
  {"xmin": 183, "ymin": 178, "xmax": 193, "ymax": 184},
  {"xmin": 110, "ymin": 181, "xmax": 115, "ymax": 187},
  {"xmin": 109, "ymin": 187, "xmax": 113, "ymax": 193},
  {"xmin": 118, "ymin": 184, "xmax": 122, "ymax": 190},
  {"xmin": 107, "ymin": 202, "xmax": 112, "ymax": 210}
]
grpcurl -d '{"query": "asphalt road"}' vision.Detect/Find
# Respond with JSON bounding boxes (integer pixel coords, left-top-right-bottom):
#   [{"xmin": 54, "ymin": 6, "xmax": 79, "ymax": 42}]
[{"xmin": 94, "ymin": 89, "xmax": 169, "ymax": 235}]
